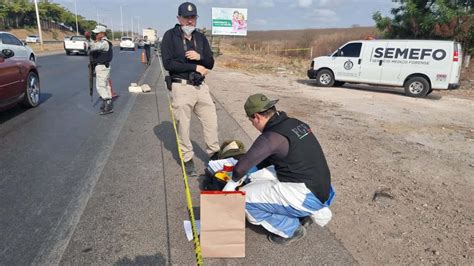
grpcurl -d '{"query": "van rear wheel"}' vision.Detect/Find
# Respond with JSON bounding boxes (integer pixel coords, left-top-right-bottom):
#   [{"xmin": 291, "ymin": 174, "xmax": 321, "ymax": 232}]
[
  {"xmin": 404, "ymin": 76, "xmax": 430, "ymax": 98},
  {"xmin": 316, "ymin": 69, "xmax": 335, "ymax": 87}
]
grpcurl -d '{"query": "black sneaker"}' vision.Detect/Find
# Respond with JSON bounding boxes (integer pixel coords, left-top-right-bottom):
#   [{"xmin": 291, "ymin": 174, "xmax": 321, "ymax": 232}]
[
  {"xmin": 268, "ymin": 225, "xmax": 306, "ymax": 246},
  {"xmin": 184, "ymin": 159, "xmax": 197, "ymax": 177},
  {"xmin": 300, "ymin": 216, "xmax": 314, "ymax": 228}
]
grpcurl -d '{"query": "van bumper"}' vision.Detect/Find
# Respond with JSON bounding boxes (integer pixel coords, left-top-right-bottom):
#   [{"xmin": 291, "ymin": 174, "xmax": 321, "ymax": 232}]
[
  {"xmin": 448, "ymin": 83, "xmax": 460, "ymax": 90},
  {"xmin": 307, "ymin": 69, "xmax": 317, "ymax": 79}
]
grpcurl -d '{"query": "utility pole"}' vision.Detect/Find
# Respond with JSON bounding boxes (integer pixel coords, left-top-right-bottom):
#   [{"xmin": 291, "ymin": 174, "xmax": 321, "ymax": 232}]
[
  {"xmin": 131, "ymin": 17, "xmax": 134, "ymax": 38},
  {"xmin": 74, "ymin": 0, "xmax": 78, "ymax": 35},
  {"xmin": 120, "ymin": 5, "xmax": 124, "ymax": 37},
  {"xmin": 33, "ymin": 0, "xmax": 43, "ymax": 49}
]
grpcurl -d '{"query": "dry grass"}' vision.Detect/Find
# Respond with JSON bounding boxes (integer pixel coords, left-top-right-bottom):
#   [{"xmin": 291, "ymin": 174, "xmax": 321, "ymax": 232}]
[{"xmin": 215, "ymin": 27, "xmax": 378, "ymax": 77}]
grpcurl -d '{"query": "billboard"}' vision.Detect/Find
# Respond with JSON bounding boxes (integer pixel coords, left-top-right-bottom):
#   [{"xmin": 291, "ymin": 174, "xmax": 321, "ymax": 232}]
[{"xmin": 212, "ymin": 8, "xmax": 248, "ymax": 36}]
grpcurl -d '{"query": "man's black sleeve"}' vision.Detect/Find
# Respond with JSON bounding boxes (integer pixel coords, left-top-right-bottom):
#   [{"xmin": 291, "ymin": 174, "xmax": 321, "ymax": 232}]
[
  {"xmin": 197, "ymin": 36, "xmax": 214, "ymax": 70},
  {"xmin": 161, "ymin": 31, "xmax": 196, "ymax": 73},
  {"xmin": 232, "ymin": 132, "xmax": 289, "ymax": 181}
]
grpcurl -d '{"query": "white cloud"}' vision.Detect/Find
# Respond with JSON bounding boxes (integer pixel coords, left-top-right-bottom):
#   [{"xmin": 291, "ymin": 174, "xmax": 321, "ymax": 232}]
[
  {"xmin": 298, "ymin": 0, "xmax": 313, "ymax": 8},
  {"xmin": 258, "ymin": 0, "xmax": 275, "ymax": 8},
  {"xmin": 254, "ymin": 19, "xmax": 268, "ymax": 25},
  {"xmin": 305, "ymin": 8, "xmax": 340, "ymax": 24}
]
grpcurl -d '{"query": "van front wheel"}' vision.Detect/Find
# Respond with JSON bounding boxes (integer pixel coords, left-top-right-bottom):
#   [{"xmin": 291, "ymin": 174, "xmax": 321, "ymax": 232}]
[
  {"xmin": 316, "ymin": 69, "xmax": 335, "ymax": 87},
  {"xmin": 404, "ymin": 77, "xmax": 430, "ymax": 97}
]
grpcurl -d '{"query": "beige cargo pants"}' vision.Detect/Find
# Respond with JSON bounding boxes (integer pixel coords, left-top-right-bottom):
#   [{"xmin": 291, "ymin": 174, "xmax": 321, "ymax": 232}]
[
  {"xmin": 171, "ymin": 81, "xmax": 220, "ymax": 162},
  {"xmin": 95, "ymin": 64, "xmax": 112, "ymax": 99}
]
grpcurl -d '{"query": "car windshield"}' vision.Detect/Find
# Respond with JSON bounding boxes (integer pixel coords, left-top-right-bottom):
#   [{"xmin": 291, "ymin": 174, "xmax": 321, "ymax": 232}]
[
  {"xmin": 71, "ymin": 36, "xmax": 86, "ymax": 41},
  {"xmin": 122, "ymin": 38, "xmax": 132, "ymax": 41}
]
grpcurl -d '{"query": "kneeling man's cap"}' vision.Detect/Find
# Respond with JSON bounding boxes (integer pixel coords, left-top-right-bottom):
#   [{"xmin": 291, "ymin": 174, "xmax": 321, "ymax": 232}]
[{"xmin": 244, "ymin": 93, "xmax": 279, "ymax": 117}]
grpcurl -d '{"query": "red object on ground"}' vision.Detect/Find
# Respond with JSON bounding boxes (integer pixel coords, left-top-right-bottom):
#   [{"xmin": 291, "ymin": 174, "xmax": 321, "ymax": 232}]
[{"xmin": 109, "ymin": 79, "xmax": 118, "ymax": 98}]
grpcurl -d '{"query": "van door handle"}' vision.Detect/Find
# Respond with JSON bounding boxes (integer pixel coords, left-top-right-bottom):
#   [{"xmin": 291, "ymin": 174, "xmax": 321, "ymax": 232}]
[
  {"xmin": 379, "ymin": 60, "xmax": 382, "ymax": 66},
  {"xmin": 358, "ymin": 59, "xmax": 362, "ymax": 64}
]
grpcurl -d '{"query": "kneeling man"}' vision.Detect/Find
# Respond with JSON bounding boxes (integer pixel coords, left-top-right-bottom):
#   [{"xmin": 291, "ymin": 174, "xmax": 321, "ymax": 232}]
[{"xmin": 226, "ymin": 93, "xmax": 335, "ymax": 245}]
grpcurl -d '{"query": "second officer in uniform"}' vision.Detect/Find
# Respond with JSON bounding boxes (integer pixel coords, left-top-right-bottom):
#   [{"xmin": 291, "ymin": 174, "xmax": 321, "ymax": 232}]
[{"xmin": 90, "ymin": 25, "xmax": 114, "ymax": 115}]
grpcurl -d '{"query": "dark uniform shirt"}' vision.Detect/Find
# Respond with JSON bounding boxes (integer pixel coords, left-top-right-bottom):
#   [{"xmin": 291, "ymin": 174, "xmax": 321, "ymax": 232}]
[
  {"xmin": 161, "ymin": 24, "xmax": 214, "ymax": 81},
  {"xmin": 233, "ymin": 111, "xmax": 331, "ymax": 202}
]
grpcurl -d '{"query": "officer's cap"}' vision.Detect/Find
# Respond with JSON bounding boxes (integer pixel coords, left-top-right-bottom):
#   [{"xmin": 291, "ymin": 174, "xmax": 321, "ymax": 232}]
[
  {"xmin": 178, "ymin": 2, "xmax": 197, "ymax": 17},
  {"xmin": 244, "ymin": 93, "xmax": 279, "ymax": 117},
  {"xmin": 92, "ymin": 25, "xmax": 107, "ymax": 33}
]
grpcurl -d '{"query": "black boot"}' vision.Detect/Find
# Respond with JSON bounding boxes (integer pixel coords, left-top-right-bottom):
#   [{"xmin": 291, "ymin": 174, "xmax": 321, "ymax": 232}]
[
  {"xmin": 99, "ymin": 99, "xmax": 114, "ymax": 115},
  {"xmin": 268, "ymin": 225, "xmax": 306, "ymax": 246},
  {"xmin": 100, "ymin": 98, "xmax": 106, "ymax": 112}
]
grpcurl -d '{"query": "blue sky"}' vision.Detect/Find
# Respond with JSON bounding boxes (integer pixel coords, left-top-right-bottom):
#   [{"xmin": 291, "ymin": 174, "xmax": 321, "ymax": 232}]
[{"xmin": 53, "ymin": 0, "xmax": 396, "ymax": 36}]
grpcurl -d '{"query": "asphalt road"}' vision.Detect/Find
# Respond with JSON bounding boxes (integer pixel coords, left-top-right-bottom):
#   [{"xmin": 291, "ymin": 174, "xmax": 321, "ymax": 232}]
[
  {"xmin": 0, "ymin": 48, "xmax": 146, "ymax": 264},
  {"xmin": 1, "ymin": 50, "xmax": 355, "ymax": 265}
]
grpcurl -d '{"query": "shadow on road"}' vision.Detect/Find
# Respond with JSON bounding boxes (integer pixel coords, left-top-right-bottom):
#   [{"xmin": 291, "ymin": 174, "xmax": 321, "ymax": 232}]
[
  {"xmin": 0, "ymin": 93, "xmax": 52, "ymax": 124},
  {"xmin": 153, "ymin": 122, "xmax": 208, "ymax": 164},
  {"xmin": 114, "ymin": 252, "xmax": 167, "ymax": 265},
  {"xmin": 296, "ymin": 79, "xmax": 443, "ymax": 100}
]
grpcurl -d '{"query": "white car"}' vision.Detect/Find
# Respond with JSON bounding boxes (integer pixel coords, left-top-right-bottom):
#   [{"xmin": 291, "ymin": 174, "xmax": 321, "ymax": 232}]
[
  {"xmin": 25, "ymin": 35, "xmax": 41, "ymax": 43},
  {"xmin": 0, "ymin": 32, "xmax": 37, "ymax": 62},
  {"xmin": 119, "ymin": 36, "xmax": 135, "ymax": 50}
]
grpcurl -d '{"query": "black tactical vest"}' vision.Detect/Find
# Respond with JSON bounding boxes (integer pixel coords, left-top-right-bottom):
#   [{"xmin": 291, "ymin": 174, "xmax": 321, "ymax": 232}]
[
  {"xmin": 264, "ymin": 113, "xmax": 331, "ymax": 202},
  {"xmin": 91, "ymin": 40, "xmax": 113, "ymax": 65}
]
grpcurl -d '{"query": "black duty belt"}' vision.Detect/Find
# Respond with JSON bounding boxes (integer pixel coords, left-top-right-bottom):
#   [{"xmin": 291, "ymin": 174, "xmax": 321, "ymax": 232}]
[{"xmin": 172, "ymin": 78, "xmax": 193, "ymax": 85}]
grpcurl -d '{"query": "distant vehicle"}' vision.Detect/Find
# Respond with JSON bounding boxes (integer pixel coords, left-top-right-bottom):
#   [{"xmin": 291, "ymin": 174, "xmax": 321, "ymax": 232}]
[
  {"xmin": 0, "ymin": 32, "xmax": 36, "ymax": 62},
  {"xmin": 25, "ymin": 35, "xmax": 41, "ymax": 43},
  {"xmin": 142, "ymin": 28, "xmax": 157, "ymax": 46},
  {"xmin": 0, "ymin": 49, "xmax": 41, "ymax": 111},
  {"xmin": 63, "ymin": 35, "xmax": 89, "ymax": 55},
  {"xmin": 307, "ymin": 40, "xmax": 462, "ymax": 97},
  {"xmin": 119, "ymin": 36, "xmax": 135, "ymax": 50}
]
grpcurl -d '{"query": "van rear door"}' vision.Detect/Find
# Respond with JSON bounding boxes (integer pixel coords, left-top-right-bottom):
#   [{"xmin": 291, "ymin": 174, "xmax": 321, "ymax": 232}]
[
  {"xmin": 358, "ymin": 41, "xmax": 384, "ymax": 84},
  {"xmin": 449, "ymin": 42, "xmax": 462, "ymax": 85}
]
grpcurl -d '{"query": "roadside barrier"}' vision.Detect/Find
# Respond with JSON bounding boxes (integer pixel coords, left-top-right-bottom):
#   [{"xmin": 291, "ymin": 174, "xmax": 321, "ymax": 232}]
[{"xmin": 158, "ymin": 57, "xmax": 203, "ymax": 265}]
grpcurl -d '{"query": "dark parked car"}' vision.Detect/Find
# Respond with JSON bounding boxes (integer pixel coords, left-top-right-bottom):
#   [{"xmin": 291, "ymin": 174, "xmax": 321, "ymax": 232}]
[{"xmin": 0, "ymin": 49, "xmax": 40, "ymax": 111}]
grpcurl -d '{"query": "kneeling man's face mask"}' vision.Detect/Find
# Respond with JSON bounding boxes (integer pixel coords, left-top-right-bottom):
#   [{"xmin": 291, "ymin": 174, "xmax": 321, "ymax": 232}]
[{"xmin": 181, "ymin": 25, "xmax": 195, "ymax": 36}]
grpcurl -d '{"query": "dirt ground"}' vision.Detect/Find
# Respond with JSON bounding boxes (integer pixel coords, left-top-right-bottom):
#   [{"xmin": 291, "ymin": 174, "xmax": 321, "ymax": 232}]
[{"xmin": 206, "ymin": 58, "xmax": 474, "ymax": 265}]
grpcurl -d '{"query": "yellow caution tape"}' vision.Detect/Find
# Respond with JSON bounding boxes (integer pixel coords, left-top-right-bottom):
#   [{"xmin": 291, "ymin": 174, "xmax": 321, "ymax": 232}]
[{"xmin": 167, "ymin": 90, "xmax": 203, "ymax": 265}]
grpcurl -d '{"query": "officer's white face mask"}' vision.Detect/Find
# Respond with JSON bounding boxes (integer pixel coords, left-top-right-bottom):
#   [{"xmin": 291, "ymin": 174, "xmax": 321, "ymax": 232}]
[{"xmin": 181, "ymin": 25, "xmax": 195, "ymax": 36}]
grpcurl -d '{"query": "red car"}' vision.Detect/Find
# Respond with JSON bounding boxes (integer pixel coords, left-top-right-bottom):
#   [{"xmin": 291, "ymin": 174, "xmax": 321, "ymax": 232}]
[{"xmin": 0, "ymin": 48, "xmax": 40, "ymax": 111}]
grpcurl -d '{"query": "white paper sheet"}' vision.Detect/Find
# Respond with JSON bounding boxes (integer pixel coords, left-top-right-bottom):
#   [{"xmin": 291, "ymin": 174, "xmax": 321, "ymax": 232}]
[{"xmin": 183, "ymin": 220, "xmax": 201, "ymax": 241}]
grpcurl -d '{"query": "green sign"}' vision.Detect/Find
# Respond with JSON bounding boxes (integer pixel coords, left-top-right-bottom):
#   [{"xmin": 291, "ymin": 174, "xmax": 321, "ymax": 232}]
[{"xmin": 212, "ymin": 19, "xmax": 232, "ymax": 27}]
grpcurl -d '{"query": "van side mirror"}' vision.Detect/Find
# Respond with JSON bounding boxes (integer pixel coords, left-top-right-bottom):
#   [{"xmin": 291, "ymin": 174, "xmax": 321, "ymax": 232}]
[
  {"xmin": 1, "ymin": 49, "xmax": 15, "ymax": 59},
  {"xmin": 334, "ymin": 49, "xmax": 341, "ymax": 57}
]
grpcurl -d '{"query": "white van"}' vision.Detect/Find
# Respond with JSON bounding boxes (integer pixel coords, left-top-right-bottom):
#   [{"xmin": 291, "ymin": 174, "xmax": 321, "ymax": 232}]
[{"xmin": 307, "ymin": 40, "xmax": 462, "ymax": 97}]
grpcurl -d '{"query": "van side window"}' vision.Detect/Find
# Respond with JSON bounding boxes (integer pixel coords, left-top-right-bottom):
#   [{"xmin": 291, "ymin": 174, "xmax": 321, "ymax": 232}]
[{"xmin": 339, "ymin": 43, "xmax": 362, "ymax": 57}]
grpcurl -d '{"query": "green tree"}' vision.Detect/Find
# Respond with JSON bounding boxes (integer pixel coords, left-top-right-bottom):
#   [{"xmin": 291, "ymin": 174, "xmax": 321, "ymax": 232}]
[{"xmin": 373, "ymin": 0, "xmax": 473, "ymax": 54}]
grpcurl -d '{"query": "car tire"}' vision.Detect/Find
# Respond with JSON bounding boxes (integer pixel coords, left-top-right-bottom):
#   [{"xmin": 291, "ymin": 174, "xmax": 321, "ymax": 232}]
[
  {"xmin": 404, "ymin": 76, "xmax": 430, "ymax": 97},
  {"xmin": 334, "ymin": 81, "xmax": 345, "ymax": 87},
  {"xmin": 21, "ymin": 72, "xmax": 41, "ymax": 108},
  {"xmin": 66, "ymin": 50, "xmax": 71, "ymax": 55},
  {"xmin": 316, "ymin": 69, "xmax": 335, "ymax": 87}
]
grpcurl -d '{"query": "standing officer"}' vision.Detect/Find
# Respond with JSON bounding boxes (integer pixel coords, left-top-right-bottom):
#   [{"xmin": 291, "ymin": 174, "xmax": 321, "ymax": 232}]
[
  {"xmin": 161, "ymin": 2, "xmax": 220, "ymax": 177},
  {"xmin": 90, "ymin": 25, "xmax": 114, "ymax": 115},
  {"xmin": 143, "ymin": 35, "xmax": 151, "ymax": 65}
]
